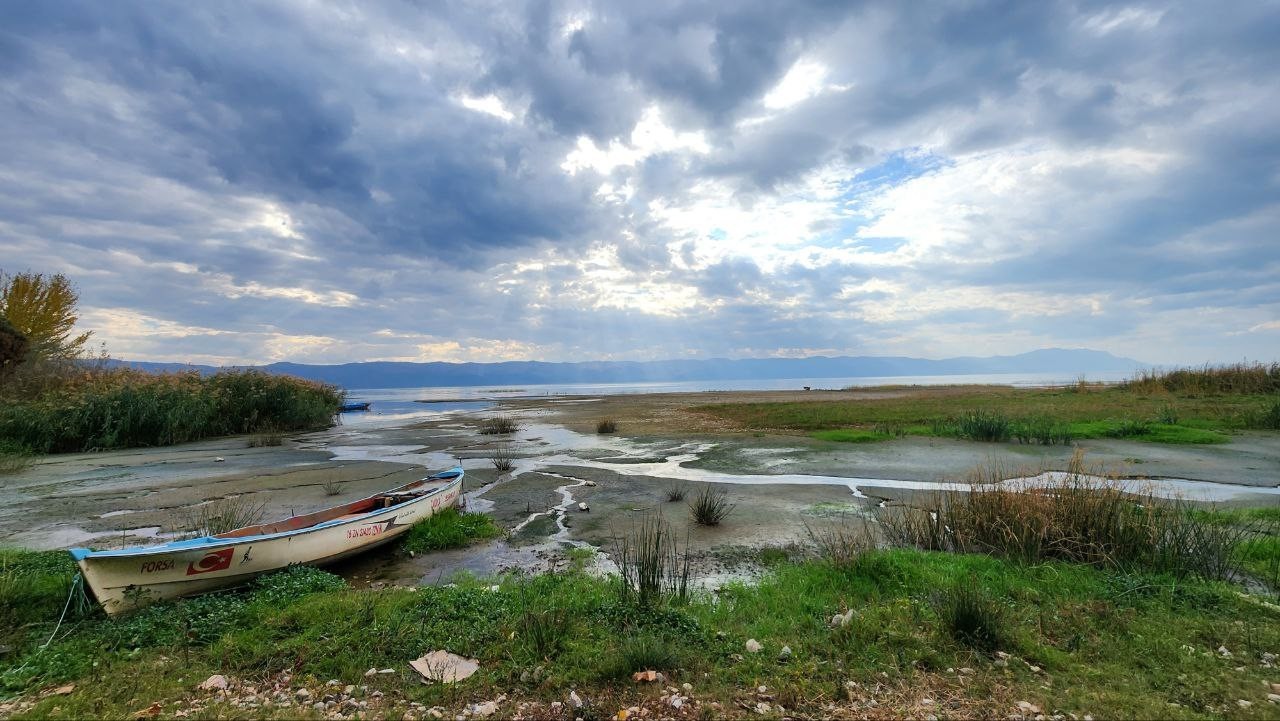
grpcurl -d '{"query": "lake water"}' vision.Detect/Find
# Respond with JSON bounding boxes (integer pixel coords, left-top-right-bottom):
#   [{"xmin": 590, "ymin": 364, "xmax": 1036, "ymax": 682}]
[{"xmin": 343, "ymin": 370, "xmax": 1134, "ymax": 408}]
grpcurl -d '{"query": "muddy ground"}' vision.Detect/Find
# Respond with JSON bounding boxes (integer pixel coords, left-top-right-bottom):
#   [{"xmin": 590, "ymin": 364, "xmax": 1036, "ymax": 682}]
[{"xmin": 2, "ymin": 389, "xmax": 1278, "ymax": 587}]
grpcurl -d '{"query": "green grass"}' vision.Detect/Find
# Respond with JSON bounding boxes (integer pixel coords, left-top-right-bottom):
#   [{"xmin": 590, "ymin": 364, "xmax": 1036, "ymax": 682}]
[
  {"xmin": 0, "ymin": 368, "xmax": 342, "ymax": 453},
  {"xmin": 399, "ymin": 508, "xmax": 501, "ymax": 555},
  {"xmin": 4, "ymin": 546, "xmax": 1280, "ymax": 718},
  {"xmin": 699, "ymin": 380, "xmax": 1275, "ymax": 445}
]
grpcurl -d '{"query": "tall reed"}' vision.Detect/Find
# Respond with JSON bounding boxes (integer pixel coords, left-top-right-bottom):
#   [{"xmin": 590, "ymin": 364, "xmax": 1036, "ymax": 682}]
[
  {"xmin": 0, "ymin": 368, "xmax": 341, "ymax": 453},
  {"xmin": 1122, "ymin": 362, "xmax": 1280, "ymax": 395},
  {"xmin": 613, "ymin": 513, "xmax": 690, "ymax": 608}
]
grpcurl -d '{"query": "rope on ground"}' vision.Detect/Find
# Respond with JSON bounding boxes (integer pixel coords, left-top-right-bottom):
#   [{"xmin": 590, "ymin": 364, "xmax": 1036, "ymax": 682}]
[{"xmin": 39, "ymin": 573, "xmax": 82, "ymax": 652}]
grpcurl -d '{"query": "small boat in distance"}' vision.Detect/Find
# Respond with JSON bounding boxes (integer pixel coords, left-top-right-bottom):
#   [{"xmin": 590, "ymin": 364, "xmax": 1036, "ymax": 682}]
[
  {"xmin": 70, "ymin": 467, "xmax": 464, "ymax": 616},
  {"xmin": 340, "ymin": 401, "xmax": 372, "ymax": 412}
]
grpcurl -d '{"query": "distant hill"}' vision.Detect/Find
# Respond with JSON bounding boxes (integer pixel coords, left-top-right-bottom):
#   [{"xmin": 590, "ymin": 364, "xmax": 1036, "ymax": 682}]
[{"xmin": 106, "ymin": 348, "xmax": 1143, "ymax": 389}]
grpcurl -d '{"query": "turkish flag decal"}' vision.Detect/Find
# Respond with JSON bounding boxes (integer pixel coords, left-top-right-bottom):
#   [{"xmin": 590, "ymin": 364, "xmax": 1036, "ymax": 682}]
[{"xmin": 186, "ymin": 548, "xmax": 234, "ymax": 575}]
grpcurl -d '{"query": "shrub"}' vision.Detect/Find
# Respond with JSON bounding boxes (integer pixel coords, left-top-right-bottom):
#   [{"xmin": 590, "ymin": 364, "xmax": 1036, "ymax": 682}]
[
  {"xmin": 596, "ymin": 418, "xmax": 618, "ymax": 434},
  {"xmin": 688, "ymin": 485, "xmax": 735, "ymax": 526},
  {"xmin": 479, "ymin": 415, "xmax": 521, "ymax": 435}
]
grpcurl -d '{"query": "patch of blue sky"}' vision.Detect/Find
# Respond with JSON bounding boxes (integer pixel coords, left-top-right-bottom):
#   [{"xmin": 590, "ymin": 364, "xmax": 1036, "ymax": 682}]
[{"xmin": 799, "ymin": 148, "xmax": 952, "ymax": 252}]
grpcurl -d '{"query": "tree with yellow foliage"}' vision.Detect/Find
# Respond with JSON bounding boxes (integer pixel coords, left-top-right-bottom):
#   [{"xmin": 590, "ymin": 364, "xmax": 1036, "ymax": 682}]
[{"xmin": 0, "ymin": 271, "xmax": 92, "ymax": 362}]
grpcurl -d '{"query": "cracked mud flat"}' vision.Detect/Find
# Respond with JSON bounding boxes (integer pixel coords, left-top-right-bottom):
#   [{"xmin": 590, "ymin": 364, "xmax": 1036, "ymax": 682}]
[{"xmin": 3, "ymin": 390, "xmax": 1279, "ymax": 589}]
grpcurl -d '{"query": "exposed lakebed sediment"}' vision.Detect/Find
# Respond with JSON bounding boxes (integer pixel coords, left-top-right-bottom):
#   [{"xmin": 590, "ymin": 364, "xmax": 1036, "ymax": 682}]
[{"xmin": 3, "ymin": 392, "xmax": 1278, "ymax": 587}]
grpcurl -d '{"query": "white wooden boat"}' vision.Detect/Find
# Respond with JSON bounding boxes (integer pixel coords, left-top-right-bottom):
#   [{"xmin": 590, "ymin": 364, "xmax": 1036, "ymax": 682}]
[{"xmin": 69, "ymin": 466, "xmax": 464, "ymax": 616}]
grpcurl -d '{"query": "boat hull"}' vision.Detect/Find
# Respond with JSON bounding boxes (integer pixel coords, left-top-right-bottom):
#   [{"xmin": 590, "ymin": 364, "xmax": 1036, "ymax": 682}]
[{"xmin": 72, "ymin": 472, "xmax": 462, "ymax": 615}]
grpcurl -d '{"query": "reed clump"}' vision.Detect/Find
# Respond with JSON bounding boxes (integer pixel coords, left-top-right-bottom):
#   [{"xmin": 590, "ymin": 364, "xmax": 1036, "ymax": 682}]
[
  {"xmin": 479, "ymin": 415, "xmax": 521, "ymax": 435},
  {"xmin": 878, "ymin": 454, "xmax": 1256, "ymax": 580},
  {"xmin": 596, "ymin": 418, "xmax": 618, "ymax": 434},
  {"xmin": 490, "ymin": 444, "xmax": 515, "ymax": 472},
  {"xmin": 1122, "ymin": 362, "xmax": 1280, "ymax": 395},
  {"xmin": 613, "ymin": 513, "xmax": 690, "ymax": 608},
  {"xmin": 0, "ymin": 368, "xmax": 341, "ymax": 454},
  {"xmin": 688, "ymin": 485, "xmax": 736, "ymax": 526},
  {"xmin": 182, "ymin": 496, "xmax": 268, "ymax": 537}
]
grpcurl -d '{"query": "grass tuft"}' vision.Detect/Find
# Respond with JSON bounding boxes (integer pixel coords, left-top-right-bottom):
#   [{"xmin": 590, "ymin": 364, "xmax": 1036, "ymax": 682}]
[
  {"xmin": 931, "ymin": 580, "xmax": 1009, "ymax": 653},
  {"xmin": 664, "ymin": 483, "xmax": 688, "ymax": 502},
  {"xmin": 321, "ymin": 478, "xmax": 343, "ymax": 496},
  {"xmin": 399, "ymin": 507, "xmax": 500, "ymax": 555},
  {"xmin": 688, "ymin": 485, "xmax": 735, "ymax": 526},
  {"xmin": 596, "ymin": 418, "xmax": 618, "ymax": 434},
  {"xmin": 490, "ymin": 444, "xmax": 515, "ymax": 473}
]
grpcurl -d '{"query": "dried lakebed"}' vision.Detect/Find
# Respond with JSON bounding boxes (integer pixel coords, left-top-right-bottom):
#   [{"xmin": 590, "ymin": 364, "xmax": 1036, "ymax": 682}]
[{"xmin": 2, "ymin": 396, "xmax": 1278, "ymax": 588}]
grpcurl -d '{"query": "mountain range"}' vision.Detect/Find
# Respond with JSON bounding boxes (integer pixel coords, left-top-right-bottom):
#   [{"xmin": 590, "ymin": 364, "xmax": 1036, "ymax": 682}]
[{"xmin": 107, "ymin": 348, "xmax": 1143, "ymax": 389}]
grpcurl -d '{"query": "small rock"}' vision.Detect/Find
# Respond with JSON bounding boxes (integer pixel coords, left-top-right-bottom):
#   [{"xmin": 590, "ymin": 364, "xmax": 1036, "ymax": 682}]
[
  {"xmin": 550, "ymin": 702, "xmax": 563, "ymax": 711},
  {"xmin": 578, "ymin": 502, "xmax": 589, "ymax": 512},
  {"xmin": 778, "ymin": 645, "xmax": 792, "ymax": 661},
  {"xmin": 745, "ymin": 639, "xmax": 762, "ymax": 653},
  {"xmin": 312, "ymin": 701, "xmax": 326, "ymax": 711},
  {"xmin": 364, "ymin": 668, "xmax": 377, "ymax": 678},
  {"xmin": 472, "ymin": 701, "xmax": 498, "ymax": 718},
  {"xmin": 1218, "ymin": 646, "xmax": 1233, "ymax": 658},
  {"xmin": 198, "ymin": 675, "xmax": 228, "ymax": 692},
  {"xmin": 754, "ymin": 702, "xmax": 771, "ymax": 714},
  {"xmin": 378, "ymin": 668, "xmax": 395, "ymax": 674},
  {"xmin": 682, "ymin": 682, "xmax": 693, "ymax": 691},
  {"xmin": 632, "ymin": 670, "xmax": 659, "ymax": 683},
  {"xmin": 1237, "ymin": 700, "xmax": 1252, "ymax": 708},
  {"xmin": 569, "ymin": 690, "xmax": 584, "ymax": 708},
  {"xmin": 213, "ymin": 457, "xmax": 225, "ymax": 462},
  {"xmin": 1266, "ymin": 693, "xmax": 1280, "ymax": 704},
  {"xmin": 922, "ymin": 697, "xmax": 934, "ymax": 705},
  {"xmin": 344, "ymin": 685, "xmax": 355, "ymax": 695},
  {"xmin": 326, "ymin": 679, "xmax": 340, "ymax": 687},
  {"xmin": 830, "ymin": 609, "xmax": 854, "ymax": 627},
  {"xmin": 295, "ymin": 689, "xmax": 311, "ymax": 700},
  {"xmin": 428, "ymin": 709, "xmax": 445, "ymax": 719},
  {"xmin": 959, "ymin": 667, "xmax": 975, "ymax": 675},
  {"xmin": 584, "ymin": 480, "xmax": 597, "ymax": 487},
  {"xmin": 994, "ymin": 659, "xmax": 1009, "ymax": 668},
  {"xmin": 1017, "ymin": 701, "xmax": 1042, "ymax": 714},
  {"xmin": 670, "ymin": 697, "xmax": 683, "ymax": 709}
]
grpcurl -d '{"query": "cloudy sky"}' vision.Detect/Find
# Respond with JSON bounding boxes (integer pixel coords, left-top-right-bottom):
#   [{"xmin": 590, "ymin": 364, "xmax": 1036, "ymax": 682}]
[{"xmin": 1, "ymin": 1, "xmax": 1277, "ymax": 366}]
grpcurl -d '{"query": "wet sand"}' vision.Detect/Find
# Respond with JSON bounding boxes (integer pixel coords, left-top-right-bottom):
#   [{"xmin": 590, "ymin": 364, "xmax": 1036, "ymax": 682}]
[{"xmin": 3, "ymin": 389, "xmax": 1278, "ymax": 587}]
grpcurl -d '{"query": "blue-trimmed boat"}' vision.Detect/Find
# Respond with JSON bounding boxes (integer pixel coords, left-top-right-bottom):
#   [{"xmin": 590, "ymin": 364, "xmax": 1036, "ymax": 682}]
[{"xmin": 70, "ymin": 467, "xmax": 464, "ymax": 615}]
